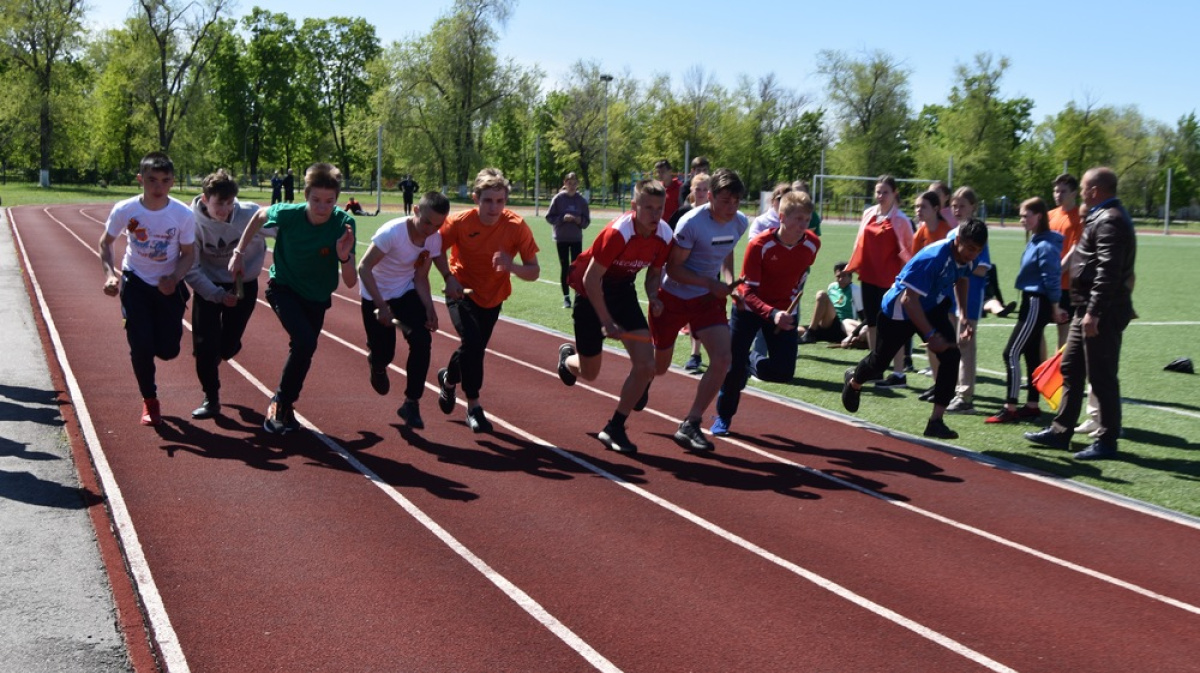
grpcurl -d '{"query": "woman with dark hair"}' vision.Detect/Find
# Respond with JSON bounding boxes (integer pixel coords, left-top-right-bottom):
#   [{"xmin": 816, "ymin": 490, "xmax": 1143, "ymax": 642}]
[
  {"xmin": 845, "ymin": 175, "xmax": 914, "ymax": 387},
  {"xmin": 912, "ymin": 190, "xmax": 951, "ymax": 253},
  {"xmin": 986, "ymin": 197, "xmax": 1067, "ymax": 424}
]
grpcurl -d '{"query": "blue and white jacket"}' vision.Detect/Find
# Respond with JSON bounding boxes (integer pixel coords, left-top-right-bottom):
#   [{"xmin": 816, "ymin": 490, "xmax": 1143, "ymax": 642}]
[{"xmin": 1013, "ymin": 230, "xmax": 1064, "ymax": 303}]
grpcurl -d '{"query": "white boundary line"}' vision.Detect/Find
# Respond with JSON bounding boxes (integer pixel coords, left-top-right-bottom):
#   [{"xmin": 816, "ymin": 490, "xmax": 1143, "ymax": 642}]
[{"xmin": 11, "ymin": 208, "xmax": 191, "ymax": 672}]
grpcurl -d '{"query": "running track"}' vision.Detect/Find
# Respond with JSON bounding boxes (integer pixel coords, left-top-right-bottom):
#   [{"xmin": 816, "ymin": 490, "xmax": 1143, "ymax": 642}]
[{"xmin": 9, "ymin": 203, "xmax": 1200, "ymax": 672}]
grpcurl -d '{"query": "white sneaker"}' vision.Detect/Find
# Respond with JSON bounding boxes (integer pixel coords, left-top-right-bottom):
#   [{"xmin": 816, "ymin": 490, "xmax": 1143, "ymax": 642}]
[{"xmin": 1075, "ymin": 418, "xmax": 1100, "ymax": 435}]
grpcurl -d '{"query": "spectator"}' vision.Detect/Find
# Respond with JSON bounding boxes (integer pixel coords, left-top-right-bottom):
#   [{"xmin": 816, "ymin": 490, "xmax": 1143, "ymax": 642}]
[{"xmin": 545, "ymin": 171, "xmax": 591, "ymax": 309}]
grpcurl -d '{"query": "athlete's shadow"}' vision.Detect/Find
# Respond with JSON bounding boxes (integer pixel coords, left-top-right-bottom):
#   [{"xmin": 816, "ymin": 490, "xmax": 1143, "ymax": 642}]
[
  {"xmin": 0, "ymin": 385, "xmax": 64, "ymax": 428},
  {"xmin": 634, "ymin": 433, "xmax": 821, "ymax": 500},
  {"xmin": 740, "ymin": 433, "xmax": 965, "ymax": 501},
  {"xmin": 153, "ymin": 408, "xmax": 289, "ymax": 471},
  {"xmin": 404, "ymin": 422, "xmax": 584, "ymax": 483},
  {"xmin": 331, "ymin": 425, "xmax": 479, "ymax": 502}
]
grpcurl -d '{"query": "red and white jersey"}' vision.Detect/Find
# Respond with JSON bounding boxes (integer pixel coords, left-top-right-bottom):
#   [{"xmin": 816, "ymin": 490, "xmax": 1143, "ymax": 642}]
[
  {"xmin": 741, "ymin": 228, "xmax": 821, "ymax": 318},
  {"xmin": 568, "ymin": 212, "xmax": 673, "ymax": 297}
]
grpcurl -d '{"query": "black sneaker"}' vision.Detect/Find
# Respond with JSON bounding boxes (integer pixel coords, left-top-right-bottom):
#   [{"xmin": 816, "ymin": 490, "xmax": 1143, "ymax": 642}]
[
  {"xmin": 684, "ymin": 354, "xmax": 702, "ymax": 372},
  {"xmin": 191, "ymin": 396, "xmax": 220, "ymax": 420},
  {"xmin": 918, "ymin": 386, "xmax": 936, "ymax": 402},
  {"xmin": 1024, "ymin": 427, "xmax": 1071, "ymax": 450},
  {"xmin": 673, "ymin": 418, "xmax": 714, "ymax": 452},
  {"xmin": 465, "ymin": 405, "xmax": 493, "ymax": 434},
  {"xmin": 263, "ymin": 399, "xmax": 296, "ymax": 434},
  {"xmin": 841, "ymin": 368, "xmax": 861, "ymax": 413},
  {"xmin": 634, "ymin": 383, "xmax": 650, "ymax": 412},
  {"xmin": 557, "ymin": 343, "xmax": 577, "ymax": 386},
  {"xmin": 598, "ymin": 421, "xmax": 637, "ymax": 454},
  {"xmin": 369, "ymin": 366, "xmax": 390, "ymax": 395},
  {"xmin": 923, "ymin": 418, "xmax": 959, "ymax": 440},
  {"xmin": 563, "ymin": 296, "xmax": 572, "ymax": 309},
  {"xmin": 875, "ymin": 373, "xmax": 907, "ymax": 388},
  {"xmin": 437, "ymin": 368, "xmax": 456, "ymax": 414},
  {"xmin": 396, "ymin": 400, "xmax": 424, "ymax": 429}
]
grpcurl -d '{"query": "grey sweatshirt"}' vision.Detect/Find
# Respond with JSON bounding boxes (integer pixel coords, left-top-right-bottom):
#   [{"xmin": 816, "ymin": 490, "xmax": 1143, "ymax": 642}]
[
  {"xmin": 545, "ymin": 190, "xmax": 591, "ymax": 243},
  {"xmin": 184, "ymin": 195, "xmax": 270, "ymax": 302}
]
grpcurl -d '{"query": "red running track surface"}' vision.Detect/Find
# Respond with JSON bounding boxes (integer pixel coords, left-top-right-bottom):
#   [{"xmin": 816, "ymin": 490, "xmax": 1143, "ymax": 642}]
[{"xmin": 9, "ymin": 203, "xmax": 1200, "ymax": 673}]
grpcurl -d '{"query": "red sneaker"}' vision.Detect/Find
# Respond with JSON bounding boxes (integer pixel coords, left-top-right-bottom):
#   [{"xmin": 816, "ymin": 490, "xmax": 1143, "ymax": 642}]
[
  {"xmin": 141, "ymin": 398, "xmax": 162, "ymax": 426},
  {"xmin": 985, "ymin": 408, "xmax": 1020, "ymax": 424}
]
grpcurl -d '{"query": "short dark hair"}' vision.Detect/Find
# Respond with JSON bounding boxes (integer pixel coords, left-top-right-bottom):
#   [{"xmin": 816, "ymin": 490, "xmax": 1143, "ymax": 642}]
[
  {"xmin": 201, "ymin": 169, "xmax": 238, "ymax": 199},
  {"xmin": 918, "ymin": 190, "xmax": 941, "ymax": 211},
  {"xmin": 418, "ymin": 191, "xmax": 450, "ymax": 215},
  {"xmin": 691, "ymin": 156, "xmax": 710, "ymax": 172},
  {"xmin": 655, "ymin": 159, "xmax": 673, "ymax": 172},
  {"xmin": 139, "ymin": 151, "xmax": 174, "ymax": 177},
  {"xmin": 1053, "ymin": 173, "xmax": 1079, "ymax": 193},
  {"xmin": 304, "ymin": 163, "xmax": 342, "ymax": 197},
  {"xmin": 834, "ymin": 261, "xmax": 849, "ymax": 274},
  {"xmin": 876, "ymin": 174, "xmax": 897, "ymax": 192},
  {"xmin": 959, "ymin": 218, "xmax": 988, "ymax": 247},
  {"xmin": 709, "ymin": 168, "xmax": 745, "ymax": 198}
]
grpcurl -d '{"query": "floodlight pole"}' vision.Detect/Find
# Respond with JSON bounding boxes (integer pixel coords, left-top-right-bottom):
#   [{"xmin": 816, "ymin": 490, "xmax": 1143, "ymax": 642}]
[{"xmin": 600, "ymin": 73, "xmax": 614, "ymax": 205}]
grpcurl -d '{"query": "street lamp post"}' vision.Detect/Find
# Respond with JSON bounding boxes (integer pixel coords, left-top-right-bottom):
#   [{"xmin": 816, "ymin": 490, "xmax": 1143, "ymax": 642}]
[{"xmin": 600, "ymin": 73, "xmax": 613, "ymax": 205}]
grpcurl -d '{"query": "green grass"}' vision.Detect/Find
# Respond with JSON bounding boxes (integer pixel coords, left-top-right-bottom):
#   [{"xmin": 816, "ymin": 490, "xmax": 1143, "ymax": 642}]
[
  {"xmin": 9, "ymin": 183, "xmax": 1198, "ymax": 517},
  {"xmin": 395, "ymin": 211, "xmax": 1200, "ymax": 518}
]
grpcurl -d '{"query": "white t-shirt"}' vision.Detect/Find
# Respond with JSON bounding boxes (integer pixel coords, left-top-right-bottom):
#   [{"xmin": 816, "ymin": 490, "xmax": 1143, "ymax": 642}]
[
  {"xmin": 104, "ymin": 195, "xmax": 196, "ymax": 286},
  {"xmin": 360, "ymin": 216, "xmax": 442, "ymax": 302}
]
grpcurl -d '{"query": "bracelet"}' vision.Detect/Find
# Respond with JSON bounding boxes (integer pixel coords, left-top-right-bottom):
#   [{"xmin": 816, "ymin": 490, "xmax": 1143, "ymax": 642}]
[{"xmin": 338, "ymin": 255, "xmax": 351, "ymax": 264}]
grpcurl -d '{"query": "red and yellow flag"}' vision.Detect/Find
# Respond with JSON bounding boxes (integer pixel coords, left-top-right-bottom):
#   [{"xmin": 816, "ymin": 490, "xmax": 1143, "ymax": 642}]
[{"xmin": 1033, "ymin": 347, "xmax": 1065, "ymax": 410}]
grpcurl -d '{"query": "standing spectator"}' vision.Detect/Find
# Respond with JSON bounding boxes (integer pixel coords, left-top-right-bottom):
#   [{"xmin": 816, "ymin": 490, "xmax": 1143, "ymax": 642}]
[
  {"xmin": 986, "ymin": 198, "xmax": 1066, "ymax": 424},
  {"xmin": 398, "ymin": 174, "xmax": 420, "ymax": 216},
  {"xmin": 649, "ymin": 168, "xmax": 749, "ymax": 452},
  {"xmin": 358, "ymin": 192, "xmax": 450, "ymax": 430},
  {"xmin": 1048, "ymin": 173, "xmax": 1083, "ymax": 348},
  {"xmin": 556, "ymin": 179, "xmax": 672, "ymax": 454},
  {"xmin": 944, "ymin": 187, "xmax": 993, "ymax": 413},
  {"xmin": 183, "ymin": 169, "xmax": 266, "ymax": 420},
  {"xmin": 747, "ymin": 182, "xmax": 793, "ymax": 239},
  {"xmin": 679, "ymin": 156, "xmax": 710, "ymax": 206},
  {"xmin": 841, "ymin": 221, "xmax": 989, "ymax": 439},
  {"xmin": 545, "ymin": 171, "xmax": 591, "ymax": 309},
  {"xmin": 98, "ymin": 151, "xmax": 196, "ymax": 426},
  {"xmin": 282, "ymin": 168, "xmax": 295, "ymax": 203},
  {"xmin": 669, "ymin": 172, "xmax": 711, "ymax": 373},
  {"xmin": 655, "ymin": 159, "xmax": 682, "ymax": 223},
  {"xmin": 434, "ymin": 168, "xmax": 540, "ymax": 433},
  {"xmin": 712, "ymin": 190, "xmax": 820, "ymax": 436},
  {"xmin": 1025, "ymin": 167, "xmax": 1137, "ymax": 460},
  {"xmin": 228, "ymin": 163, "xmax": 358, "ymax": 434},
  {"xmin": 912, "ymin": 190, "xmax": 952, "ymax": 254},
  {"xmin": 271, "ymin": 169, "xmax": 284, "ymax": 205},
  {"xmin": 845, "ymin": 175, "xmax": 914, "ymax": 388}
]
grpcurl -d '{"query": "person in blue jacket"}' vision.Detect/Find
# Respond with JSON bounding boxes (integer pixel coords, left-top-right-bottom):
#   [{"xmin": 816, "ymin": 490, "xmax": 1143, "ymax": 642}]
[{"xmin": 986, "ymin": 198, "xmax": 1068, "ymax": 424}]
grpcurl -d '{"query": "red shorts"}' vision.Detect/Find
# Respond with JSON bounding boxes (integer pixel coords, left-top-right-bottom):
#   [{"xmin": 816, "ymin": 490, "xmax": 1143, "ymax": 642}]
[{"xmin": 649, "ymin": 289, "xmax": 729, "ymax": 350}]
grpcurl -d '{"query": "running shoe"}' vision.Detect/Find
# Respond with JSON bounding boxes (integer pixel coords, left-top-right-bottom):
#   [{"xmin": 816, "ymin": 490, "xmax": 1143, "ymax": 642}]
[
  {"xmin": 141, "ymin": 398, "xmax": 162, "ymax": 427},
  {"xmin": 558, "ymin": 343, "xmax": 577, "ymax": 386},
  {"xmin": 396, "ymin": 400, "xmax": 424, "ymax": 429},
  {"xmin": 674, "ymin": 418, "xmax": 714, "ymax": 452},
  {"xmin": 466, "ymin": 405, "xmax": 493, "ymax": 434},
  {"xmin": 598, "ymin": 421, "xmax": 638, "ymax": 454},
  {"xmin": 923, "ymin": 418, "xmax": 959, "ymax": 439},
  {"xmin": 710, "ymin": 416, "xmax": 732, "ymax": 436},
  {"xmin": 437, "ymin": 368, "xmax": 456, "ymax": 414}
]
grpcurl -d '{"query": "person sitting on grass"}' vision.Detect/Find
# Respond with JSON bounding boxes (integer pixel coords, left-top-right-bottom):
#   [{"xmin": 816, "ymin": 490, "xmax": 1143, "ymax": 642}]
[
  {"xmin": 799, "ymin": 262, "xmax": 863, "ymax": 347},
  {"xmin": 841, "ymin": 219, "xmax": 989, "ymax": 440}
]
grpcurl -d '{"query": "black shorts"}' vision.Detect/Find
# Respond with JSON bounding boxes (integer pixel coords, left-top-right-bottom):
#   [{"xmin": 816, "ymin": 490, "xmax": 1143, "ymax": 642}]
[
  {"xmin": 861, "ymin": 282, "xmax": 887, "ymax": 327},
  {"xmin": 808, "ymin": 322, "xmax": 847, "ymax": 343},
  {"xmin": 573, "ymin": 282, "xmax": 648, "ymax": 357}
]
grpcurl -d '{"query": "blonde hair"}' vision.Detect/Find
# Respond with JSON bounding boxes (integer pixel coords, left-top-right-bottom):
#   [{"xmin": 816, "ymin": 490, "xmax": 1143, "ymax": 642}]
[
  {"xmin": 687, "ymin": 172, "xmax": 710, "ymax": 204},
  {"xmin": 779, "ymin": 190, "xmax": 814, "ymax": 216}
]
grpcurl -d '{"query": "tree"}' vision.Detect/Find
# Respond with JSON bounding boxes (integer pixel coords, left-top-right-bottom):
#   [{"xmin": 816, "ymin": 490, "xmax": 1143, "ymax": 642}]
[
  {"xmin": 816, "ymin": 49, "xmax": 913, "ymax": 194},
  {"xmin": 297, "ymin": 16, "xmax": 380, "ymax": 183},
  {"xmin": 0, "ymin": 0, "xmax": 86, "ymax": 186},
  {"xmin": 135, "ymin": 0, "xmax": 231, "ymax": 152},
  {"xmin": 544, "ymin": 60, "xmax": 610, "ymax": 192},
  {"xmin": 915, "ymin": 53, "xmax": 1032, "ymax": 201}
]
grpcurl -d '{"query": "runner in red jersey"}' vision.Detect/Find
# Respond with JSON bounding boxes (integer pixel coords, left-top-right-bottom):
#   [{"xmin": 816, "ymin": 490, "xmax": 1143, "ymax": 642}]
[{"xmin": 556, "ymin": 180, "xmax": 672, "ymax": 454}]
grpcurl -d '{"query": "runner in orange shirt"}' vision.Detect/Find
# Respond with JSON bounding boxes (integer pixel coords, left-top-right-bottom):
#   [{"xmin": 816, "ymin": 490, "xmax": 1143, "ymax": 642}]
[{"xmin": 433, "ymin": 168, "xmax": 540, "ymax": 433}]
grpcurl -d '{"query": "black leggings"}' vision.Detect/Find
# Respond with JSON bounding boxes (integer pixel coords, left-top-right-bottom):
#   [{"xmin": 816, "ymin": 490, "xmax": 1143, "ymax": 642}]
[
  {"xmin": 444, "ymin": 296, "xmax": 503, "ymax": 400},
  {"xmin": 265, "ymin": 280, "xmax": 329, "ymax": 406},
  {"xmin": 556, "ymin": 241, "xmax": 582, "ymax": 296},
  {"xmin": 1001, "ymin": 292, "xmax": 1053, "ymax": 404}
]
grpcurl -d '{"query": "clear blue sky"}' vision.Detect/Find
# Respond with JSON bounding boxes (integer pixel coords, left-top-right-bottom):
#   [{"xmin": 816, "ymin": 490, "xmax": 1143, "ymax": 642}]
[{"xmin": 88, "ymin": 0, "xmax": 1197, "ymax": 128}]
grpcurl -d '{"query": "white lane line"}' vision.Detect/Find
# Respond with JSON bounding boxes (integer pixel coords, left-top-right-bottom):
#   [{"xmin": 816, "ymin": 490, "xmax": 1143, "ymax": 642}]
[
  {"xmin": 310, "ymin": 324, "xmax": 1018, "ymax": 671},
  {"xmin": 481, "ymin": 344, "xmax": 1200, "ymax": 618},
  {"xmin": 12, "ymin": 209, "xmax": 191, "ymax": 673},
  {"xmin": 39, "ymin": 207, "xmax": 622, "ymax": 673}
]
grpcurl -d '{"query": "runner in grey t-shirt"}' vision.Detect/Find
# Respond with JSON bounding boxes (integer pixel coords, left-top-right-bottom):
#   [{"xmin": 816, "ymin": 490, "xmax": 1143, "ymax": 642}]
[{"xmin": 648, "ymin": 168, "xmax": 749, "ymax": 452}]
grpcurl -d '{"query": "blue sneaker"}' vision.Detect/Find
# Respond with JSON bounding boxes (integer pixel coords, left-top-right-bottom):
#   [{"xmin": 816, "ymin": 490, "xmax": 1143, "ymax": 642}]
[{"xmin": 710, "ymin": 416, "xmax": 732, "ymax": 436}]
